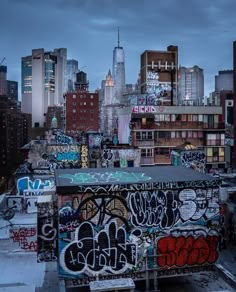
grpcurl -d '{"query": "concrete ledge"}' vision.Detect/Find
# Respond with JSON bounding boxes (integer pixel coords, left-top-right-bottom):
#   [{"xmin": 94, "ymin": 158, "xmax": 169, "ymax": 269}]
[
  {"xmin": 0, "ymin": 284, "xmax": 35, "ymax": 291},
  {"xmin": 89, "ymin": 278, "xmax": 135, "ymax": 292},
  {"xmin": 215, "ymin": 263, "xmax": 236, "ymax": 289}
]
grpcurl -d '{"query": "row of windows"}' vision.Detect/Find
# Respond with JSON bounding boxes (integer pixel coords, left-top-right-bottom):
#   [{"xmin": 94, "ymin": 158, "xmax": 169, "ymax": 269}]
[
  {"xmin": 141, "ymin": 146, "xmax": 225, "ymax": 163},
  {"xmin": 136, "ymin": 131, "xmax": 225, "ymax": 145},
  {"xmin": 72, "ymin": 102, "xmax": 94, "ymax": 106},
  {"xmin": 72, "ymin": 109, "xmax": 94, "ymax": 113},
  {"xmin": 72, "ymin": 116, "xmax": 94, "ymax": 121},
  {"xmin": 155, "ymin": 114, "xmax": 220, "ymax": 124},
  {"xmin": 72, "ymin": 94, "xmax": 94, "ymax": 99}
]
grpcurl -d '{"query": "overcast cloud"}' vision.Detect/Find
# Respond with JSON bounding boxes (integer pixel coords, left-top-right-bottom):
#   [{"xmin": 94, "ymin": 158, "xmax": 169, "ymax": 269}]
[{"xmin": 1, "ymin": 0, "xmax": 236, "ymax": 99}]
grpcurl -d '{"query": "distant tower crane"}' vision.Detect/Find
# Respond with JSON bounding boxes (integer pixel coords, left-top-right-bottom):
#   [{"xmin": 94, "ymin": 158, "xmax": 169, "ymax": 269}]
[{"xmin": 0, "ymin": 57, "xmax": 6, "ymax": 66}]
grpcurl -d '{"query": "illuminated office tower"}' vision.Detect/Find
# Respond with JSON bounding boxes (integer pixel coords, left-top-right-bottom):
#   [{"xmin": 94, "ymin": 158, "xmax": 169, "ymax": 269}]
[
  {"xmin": 21, "ymin": 48, "xmax": 67, "ymax": 127},
  {"xmin": 178, "ymin": 65, "xmax": 204, "ymax": 105}
]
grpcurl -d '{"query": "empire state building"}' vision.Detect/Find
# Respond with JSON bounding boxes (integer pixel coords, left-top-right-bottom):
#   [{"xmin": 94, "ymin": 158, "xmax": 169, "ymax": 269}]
[{"xmin": 112, "ymin": 28, "xmax": 126, "ymax": 104}]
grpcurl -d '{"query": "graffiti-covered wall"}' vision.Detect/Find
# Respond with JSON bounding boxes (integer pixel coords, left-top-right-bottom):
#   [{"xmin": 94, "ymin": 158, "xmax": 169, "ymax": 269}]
[
  {"xmin": 171, "ymin": 149, "xmax": 206, "ymax": 173},
  {"xmin": 101, "ymin": 148, "xmax": 141, "ymax": 168},
  {"xmin": 56, "ymin": 167, "xmax": 220, "ymax": 286}
]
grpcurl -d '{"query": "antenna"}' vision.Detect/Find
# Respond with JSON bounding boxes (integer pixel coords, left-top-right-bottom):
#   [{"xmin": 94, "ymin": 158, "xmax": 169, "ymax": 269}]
[
  {"xmin": 0, "ymin": 57, "xmax": 6, "ymax": 66},
  {"xmin": 118, "ymin": 27, "xmax": 120, "ymax": 48}
]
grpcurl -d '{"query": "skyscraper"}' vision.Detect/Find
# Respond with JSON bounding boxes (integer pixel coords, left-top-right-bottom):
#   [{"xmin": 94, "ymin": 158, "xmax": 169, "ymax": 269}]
[
  {"xmin": 0, "ymin": 65, "xmax": 7, "ymax": 96},
  {"xmin": 215, "ymin": 70, "xmax": 233, "ymax": 92},
  {"xmin": 178, "ymin": 65, "xmax": 204, "ymax": 105},
  {"xmin": 21, "ymin": 48, "xmax": 67, "ymax": 128},
  {"xmin": 66, "ymin": 59, "xmax": 79, "ymax": 92},
  {"xmin": 112, "ymin": 28, "xmax": 125, "ymax": 103},
  {"xmin": 7, "ymin": 80, "xmax": 18, "ymax": 102}
]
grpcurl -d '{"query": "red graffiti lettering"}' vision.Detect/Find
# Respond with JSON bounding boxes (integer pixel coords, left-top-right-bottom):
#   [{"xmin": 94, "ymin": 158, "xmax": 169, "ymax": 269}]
[
  {"xmin": 10, "ymin": 227, "xmax": 37, "ymax": 252},
  {"xmin": 22, "ymin": 240, "xmax": 38, "ymax": 251},
  {"xmin": 157, "ymin": 235, "xmax": 218, "ymax": 268}
]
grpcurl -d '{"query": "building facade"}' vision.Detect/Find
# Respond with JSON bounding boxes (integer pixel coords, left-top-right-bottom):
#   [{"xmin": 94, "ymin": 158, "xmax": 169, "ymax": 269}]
[
  {"xmin": 7, "ymin": 80, "xmax": 18, "ymax": 102},
  {"xmin": 233, "ymin": 41, "xmax": 236, "ymax": 168},
  {"xmin": 140, "ymin": 46, "xmax": 178, "ymax": 106},
  {"xmin": 66, "ymin": 59, "xmax": 79, "ymax": 92},
  {"xmin": 112, "ymin": 29, "xmax": 126, "ymax": 103},
  {"xmin": 0, "ymin": 65, "xmax": 7, "ymax": 96},
  {"xmin": 21, "ymin": 48, "xmax": 67, "ymax": 128},
  {"xmin": 178, "ymin": 65, "xmax": 204, "ymax": 105},
  {"xmin": 65, "ymin": 90, "xmax": 99, "ymax": 133},
  {"xmin": 0, "ymin": 96, "xmax": 31, "ymax": 178},
  {"xmin": 215, "ymin": 70, "xmax": 233, "ymax": 92},
  {"xmin": 100, "ymin": 70, "xmax": 117, "ymax": 137},
  {"xmin": 117, "ymin": 104, "xmax": 225, "ymax": 172}
]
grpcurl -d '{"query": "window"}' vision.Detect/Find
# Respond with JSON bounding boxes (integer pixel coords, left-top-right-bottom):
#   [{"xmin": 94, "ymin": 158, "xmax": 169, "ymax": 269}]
[
  {"xmin": 182, "ymin": 131, "xmax": 186, "ymax": 138},
  {"xmin": 193, "ymin": 131, "xmax": 198, "ymax": 138},
  {"xmin": 193, "ymin": 115, "xmax": 198, "ymax": 122},
  {"xmin": 136, "ymin": 131, "xmax": 153, "ymax": 140},
  {"xmin": 84, "ymin": 102, "xmax": 87, "ymax": 106},
  {"xmin": 171, "ymin": 114, "xmax": 176, "ymax": 122},
  {"xmin": 73, "ymin": 109, "xmax": 76, "ymax": 113},
  {"xmin": 90, "ymin": 95, "xmax": 94, "ymax": 99},
  {"xmin": 73, "ymin": 94, "xmax": 76, "ymax": 99},
  {"xmin": 73, "ymin": 101, "xmax": 76, "ymax": 106},
  {"xmin": 182, "ymin": 115, "xmax": 187, "ymax": 122},
  {"xmin": 90, "ymin": 102, "xmax": 94, "ymax": 106},
  {"xmin": 141, "ymin": 148, "xmax": 153, "ymax": 157},
  {"xmin": 206, "ymin": 133, "xmax": 224, "ymax": 146},
  {"xmin": 141, "ymin": 118, "xmax": 146, "ymax": 126},
  {"xmin": 206, "ymin": 147, "xmax": 225, "ymax": 163},
  {"xmin": 114, "ymin": 161, "xmax": 120, "ymax": 167},
  {"xmin": 127, "ymin": 160, "xmax": 134, "ymax": 167}
]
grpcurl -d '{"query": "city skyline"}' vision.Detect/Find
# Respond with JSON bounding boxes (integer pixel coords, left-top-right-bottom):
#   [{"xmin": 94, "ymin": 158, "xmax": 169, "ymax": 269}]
[{"xmin": 1, "ymin": 0, "xmax": 236, "ymax": 99}]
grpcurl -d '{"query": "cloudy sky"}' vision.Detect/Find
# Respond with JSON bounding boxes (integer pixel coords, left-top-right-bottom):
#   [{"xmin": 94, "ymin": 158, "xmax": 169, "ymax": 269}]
[{"xmin": 1, "ymin": 0, "xmax": 236, "ymax": 99}]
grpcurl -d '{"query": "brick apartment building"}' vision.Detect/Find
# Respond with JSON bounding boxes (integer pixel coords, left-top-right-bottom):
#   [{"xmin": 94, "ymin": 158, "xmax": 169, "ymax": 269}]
[
  {"xmin": 0, "ymin": 96, "xmax": 31, "ymax": 178},
  {"xmin": 65, "ymin": 90, "xmax": 99, "ymax": 133}
]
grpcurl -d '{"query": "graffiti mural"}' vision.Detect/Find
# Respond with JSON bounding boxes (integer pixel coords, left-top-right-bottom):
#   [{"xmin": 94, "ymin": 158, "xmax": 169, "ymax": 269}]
[
  {"xmin": 37, "ymin": 199, "xmax": 58, "ymax": 262},
  {"xmin": 181, "ymin": 150, "xmax": 206, "ymax": 173},
  {"xmin": 101, "ymin": 149, "xmax": 141, "ymax": 168},
  {"xmin": 88, "ymin": 134, "xmax": 102, "ymax": 149},
  {"xmin": 56, "ymin": 167, "xmax": 220, "ymax": 284},
  {"xmin": 46, "ymin": 145, "xmax": 81, "ymax": 169},
  {"xmin": 81, "ymin": 145, "xmax": 88, "ymax": 168},
  {"xmin": 16, "ymin": 176, "xmax": 55, "ymax": 196},
  {"xmin": 60, "ymin": 221, "xmax": 137, "ymax": 275},
  {"xmin": 157, "ymin": 234, "xmax": 218, "ymax": 268}
]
